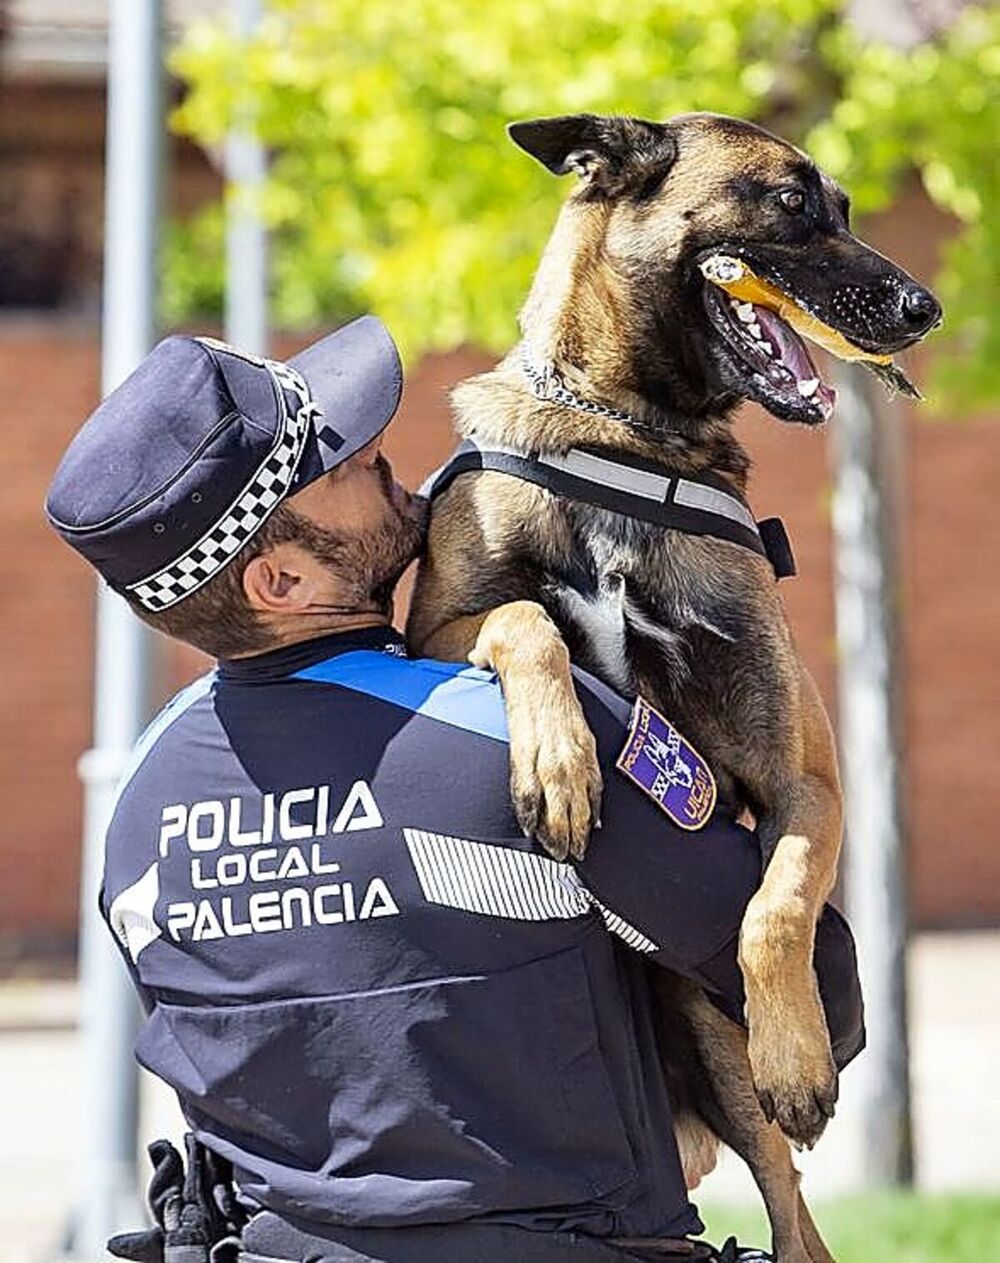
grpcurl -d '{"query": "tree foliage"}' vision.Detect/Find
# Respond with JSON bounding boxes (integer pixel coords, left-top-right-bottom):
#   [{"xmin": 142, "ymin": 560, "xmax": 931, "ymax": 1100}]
[{"xmin": 167, "ymin": 0, "xmax": 999, "ymax": 411}]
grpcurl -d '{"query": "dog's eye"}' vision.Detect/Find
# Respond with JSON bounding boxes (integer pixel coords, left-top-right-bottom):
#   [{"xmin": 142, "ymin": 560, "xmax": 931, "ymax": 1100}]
[{"xmin": 778, "ymin": 188, "xmax": 806, "ymax": 214}]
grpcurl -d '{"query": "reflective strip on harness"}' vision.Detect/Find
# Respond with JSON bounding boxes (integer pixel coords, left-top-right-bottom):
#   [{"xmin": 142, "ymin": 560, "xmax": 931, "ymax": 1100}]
[{"xmin": 421, "ymin": 439, "xmax": 795, "ymax": 580}]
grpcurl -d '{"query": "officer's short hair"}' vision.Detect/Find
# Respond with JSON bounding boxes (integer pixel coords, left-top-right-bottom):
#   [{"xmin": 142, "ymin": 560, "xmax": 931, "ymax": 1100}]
[{"xmin": 125, "ymin": 500, "xmax": 303, "ymax": 658}]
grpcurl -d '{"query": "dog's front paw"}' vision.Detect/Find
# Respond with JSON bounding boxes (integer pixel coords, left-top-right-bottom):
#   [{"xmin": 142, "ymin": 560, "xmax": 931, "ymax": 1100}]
[
  {"xmin": 506, "ymin": 678, "xmax": 603, "ymax": 861},
  {"xmin": 747, "ymin": 1005, "xmax": 838, "ymax": 1149}
]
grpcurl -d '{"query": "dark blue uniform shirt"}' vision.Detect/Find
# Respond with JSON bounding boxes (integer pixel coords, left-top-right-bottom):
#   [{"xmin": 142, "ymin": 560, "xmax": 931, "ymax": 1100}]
[{"xmin": 101, "ymin": 627, "xmax": 863, "ymax": 1241}]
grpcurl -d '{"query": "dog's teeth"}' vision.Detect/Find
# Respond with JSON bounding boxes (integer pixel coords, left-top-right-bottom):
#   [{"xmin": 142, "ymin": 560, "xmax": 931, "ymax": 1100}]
[
  {"xmin": 759, "ymin": 341, "xmax": 774, "ymax": 356},
  {"xmin": 748, "ymin": 322, "xmax": 762, "ymax": 338},
  {"xmin": 797, "ymin": 377, "xmax": 820, "ymax": 398},
  {"xmin": 735, "ymin": 303, "xmax": 755, "ymax": 323}
]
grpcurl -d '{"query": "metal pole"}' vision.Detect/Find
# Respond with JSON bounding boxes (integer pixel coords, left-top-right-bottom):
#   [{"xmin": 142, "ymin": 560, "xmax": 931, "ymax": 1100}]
[
  {"xmin": 225, "ymin": 0, "xmax": 267, "ymax": 353},
  {"xmin": 69, "ymin": 0, "xmax": 163, "ymax": 1254},
  {"xmin": 830, "ymin": 362, "xmax": 913, "ymax": 1184}
]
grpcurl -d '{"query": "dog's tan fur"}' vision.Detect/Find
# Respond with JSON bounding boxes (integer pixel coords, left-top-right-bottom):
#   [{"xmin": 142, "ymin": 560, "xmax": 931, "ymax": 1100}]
[{"xmin": 408, "ymin": 111, "xmax": 937, "ymax": 1260}]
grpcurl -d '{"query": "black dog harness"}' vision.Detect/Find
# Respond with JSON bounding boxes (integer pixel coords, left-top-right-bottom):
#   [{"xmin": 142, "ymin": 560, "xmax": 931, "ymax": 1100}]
[{"xmin": 422, "ymin": 438, "xmax": 795, "ymax": 580}]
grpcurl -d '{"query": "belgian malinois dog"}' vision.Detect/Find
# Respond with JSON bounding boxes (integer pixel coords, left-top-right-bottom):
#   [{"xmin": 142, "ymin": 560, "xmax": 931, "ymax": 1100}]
[{"xmin": 407, "ymin": 112, "xmax": 941, "ymax": 1261}]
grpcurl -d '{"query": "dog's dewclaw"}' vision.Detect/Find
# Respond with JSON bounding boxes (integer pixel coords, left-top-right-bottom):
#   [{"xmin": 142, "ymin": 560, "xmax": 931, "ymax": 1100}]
[
  {"xmin": 699, "ymin": 254, "xmax": 893, "ymax": 366},
  {"xmin": 863, "ymin": 358, "xmax": 923, "ymax": 400}
]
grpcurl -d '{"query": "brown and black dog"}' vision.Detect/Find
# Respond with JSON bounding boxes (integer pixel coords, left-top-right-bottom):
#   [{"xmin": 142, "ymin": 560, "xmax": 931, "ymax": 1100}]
[{"xmin": 407, "ymin": 112, "xmax": 941, "ymax": 1261}]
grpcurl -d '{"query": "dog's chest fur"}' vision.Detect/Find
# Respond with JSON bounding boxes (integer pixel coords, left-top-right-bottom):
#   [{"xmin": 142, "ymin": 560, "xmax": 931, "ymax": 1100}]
[
  {"xmin": 535, "ymin": 497, "xmax": 765, "ymax": 690},
  {"xmin": 490, "ymin": 489, "xmax": 787, "ymax": 809},
  {"xmin": 544, "ymin": 509, "xmax": 703, "ymax": 694}
]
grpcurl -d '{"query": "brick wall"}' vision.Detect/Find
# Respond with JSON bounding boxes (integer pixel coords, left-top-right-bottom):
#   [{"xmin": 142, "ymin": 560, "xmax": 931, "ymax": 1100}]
[
  {"xmin": 2, "ymin": 321, "xmax": 99, "ymax": 960},
  {"xmin": 1, "ymin": 314, "xmax": 998, "ymax": 962}
]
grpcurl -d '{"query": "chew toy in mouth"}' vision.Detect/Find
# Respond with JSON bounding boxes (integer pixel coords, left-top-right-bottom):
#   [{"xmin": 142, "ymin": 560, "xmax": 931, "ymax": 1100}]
[{"xmin": 700, "ymin": 255, "xmax": 920, "ymax": 409}]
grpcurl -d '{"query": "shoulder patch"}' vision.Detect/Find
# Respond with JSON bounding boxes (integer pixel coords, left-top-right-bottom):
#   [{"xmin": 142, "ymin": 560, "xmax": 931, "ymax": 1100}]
[{"xmin": 616, "ymin": 696, "xmax": 716, "ymax": 830}]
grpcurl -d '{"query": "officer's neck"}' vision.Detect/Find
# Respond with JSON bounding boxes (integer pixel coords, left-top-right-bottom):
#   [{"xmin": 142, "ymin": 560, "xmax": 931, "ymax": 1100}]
[{"xmin": 227, "ymin": 610, "xmax": 393, "ymax": 659}]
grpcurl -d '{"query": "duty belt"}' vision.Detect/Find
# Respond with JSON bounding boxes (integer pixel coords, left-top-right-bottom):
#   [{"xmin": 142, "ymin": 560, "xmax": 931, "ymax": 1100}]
[
  {"xmin": 108, "ymin": 1136, "xmax": 246, "ymax": 1263},
  {"xmin": 421, "ymin": 439, "xmax": 795, "ymax": 581}
]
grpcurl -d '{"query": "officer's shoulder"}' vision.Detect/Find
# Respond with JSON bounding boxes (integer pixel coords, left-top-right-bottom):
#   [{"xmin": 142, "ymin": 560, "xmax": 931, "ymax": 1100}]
[
  {"xmin": 112, "ymin": 671, "xmax": 217, "ymax": 813},
  {"xmin": 294, "ymin": 649, "xmax": 511, "ymax": 744}
]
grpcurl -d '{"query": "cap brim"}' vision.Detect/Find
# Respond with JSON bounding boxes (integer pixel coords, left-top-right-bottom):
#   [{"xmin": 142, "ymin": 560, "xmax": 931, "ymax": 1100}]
[{"xmin": 289, "ymin": 316, "xmax": 403, "ymax": 479}]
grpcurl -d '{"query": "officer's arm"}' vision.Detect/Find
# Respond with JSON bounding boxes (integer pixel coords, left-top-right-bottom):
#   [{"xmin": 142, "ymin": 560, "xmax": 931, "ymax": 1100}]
[{"xmin": 568, "ymin": 670, "xmax": 763, "ymax": 979}]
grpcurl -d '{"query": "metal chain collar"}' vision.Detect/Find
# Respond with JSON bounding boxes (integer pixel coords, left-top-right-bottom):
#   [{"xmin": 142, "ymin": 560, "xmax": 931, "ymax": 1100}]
[{"xmin": 520, "ymin": 352, "xmax": 667, "ymax": 437}]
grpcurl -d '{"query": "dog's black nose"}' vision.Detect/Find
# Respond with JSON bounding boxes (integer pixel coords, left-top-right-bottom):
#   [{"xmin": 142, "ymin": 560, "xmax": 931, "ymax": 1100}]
[{"xmin": 901, "ymin": 284, "xmax": 941, "ymax": 331}]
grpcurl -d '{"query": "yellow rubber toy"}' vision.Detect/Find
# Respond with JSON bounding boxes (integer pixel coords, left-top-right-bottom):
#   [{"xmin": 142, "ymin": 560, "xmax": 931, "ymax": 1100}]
[{"xmin": 699, "ymin": 255, "xmax": 891, "ymax": 365}]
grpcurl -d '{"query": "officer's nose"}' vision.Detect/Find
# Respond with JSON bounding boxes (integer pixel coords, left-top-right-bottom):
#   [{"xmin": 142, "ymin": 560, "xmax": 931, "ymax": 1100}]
[{"xmin": 899, "ymin": 283, "xmax": 941, "ymax": 333}]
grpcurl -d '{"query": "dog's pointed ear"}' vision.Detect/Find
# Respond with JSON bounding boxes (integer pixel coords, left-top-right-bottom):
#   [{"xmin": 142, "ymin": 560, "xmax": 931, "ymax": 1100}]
[
  {"xmin": 507, "ymin": 115, "xmax": 608, "ymax": 177},
  {"xmin": 507, "ymin": 114, "xmax": 676, "ymax": 197}
]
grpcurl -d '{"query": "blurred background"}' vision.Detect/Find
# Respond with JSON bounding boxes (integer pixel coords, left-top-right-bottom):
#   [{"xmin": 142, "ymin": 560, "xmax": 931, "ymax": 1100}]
[{"xmin": 1, "ymin": 0, "xmax": 998, "ymax": 1259}]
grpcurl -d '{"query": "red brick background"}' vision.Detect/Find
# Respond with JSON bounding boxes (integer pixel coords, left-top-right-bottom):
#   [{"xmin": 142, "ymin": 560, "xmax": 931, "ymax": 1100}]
[
  {"xmin": 2, "ymin": 322, "xmax": 99, "ymax": 960},
  {"xmin": 2, "ymin": 312, "xmax": 998, "ymax": 963}
]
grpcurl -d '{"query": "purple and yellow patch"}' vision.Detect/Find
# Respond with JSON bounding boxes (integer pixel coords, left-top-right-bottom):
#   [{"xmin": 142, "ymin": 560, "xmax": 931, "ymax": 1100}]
[{"xmin": 616, "ymin": 696, "xmax": 716, "ymax": 830}]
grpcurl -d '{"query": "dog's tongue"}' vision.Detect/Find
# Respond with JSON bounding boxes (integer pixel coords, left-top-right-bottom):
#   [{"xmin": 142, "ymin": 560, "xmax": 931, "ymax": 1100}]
[{"xmin": 754, "ymin": 305, "xmax": 837, "ymax": 417}]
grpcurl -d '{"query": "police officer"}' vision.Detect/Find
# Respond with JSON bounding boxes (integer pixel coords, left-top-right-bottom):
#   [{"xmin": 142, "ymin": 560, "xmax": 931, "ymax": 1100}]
[{"xmin": 46, "ymin": 318, "xmax": 864, "ymax": 1263}]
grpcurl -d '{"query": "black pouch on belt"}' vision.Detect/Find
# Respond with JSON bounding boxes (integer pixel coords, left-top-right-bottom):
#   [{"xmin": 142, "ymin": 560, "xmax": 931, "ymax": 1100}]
[{"xmin": 107, "ymin": 1134, "xmax": 247, "ymax": 1263}]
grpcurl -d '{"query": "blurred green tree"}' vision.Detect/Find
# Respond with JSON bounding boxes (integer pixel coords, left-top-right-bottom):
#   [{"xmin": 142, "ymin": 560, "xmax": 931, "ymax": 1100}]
[{"xmin": 166, "ymin": 0, "xmax": 998, "ymax": 411}]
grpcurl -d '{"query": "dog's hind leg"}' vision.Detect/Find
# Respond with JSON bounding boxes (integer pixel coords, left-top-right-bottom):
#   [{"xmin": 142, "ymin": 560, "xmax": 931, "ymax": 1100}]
[
  {"xmin": 655, "ymin": 973, "xmax": 835, "ymax": 1263},
  {"xmin": 795, "ymin": 1195, "xmax": 835, "ymax": 1263},
  {"xmin": 674, "ymin": 1110, "xmax": 721, "ymax": 1190}
]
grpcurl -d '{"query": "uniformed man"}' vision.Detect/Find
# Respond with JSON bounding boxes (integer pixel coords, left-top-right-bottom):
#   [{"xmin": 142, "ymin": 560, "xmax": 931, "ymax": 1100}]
[{"xmin": 46, "ymin": 318, "xmax": 864, "ymax": 1263}]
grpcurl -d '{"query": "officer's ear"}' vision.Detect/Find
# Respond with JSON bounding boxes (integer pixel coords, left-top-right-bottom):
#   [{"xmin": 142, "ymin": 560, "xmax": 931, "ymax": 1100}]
[{"xmin": 242, "ymin": 543, "xmax": 316, "ymax": 614}]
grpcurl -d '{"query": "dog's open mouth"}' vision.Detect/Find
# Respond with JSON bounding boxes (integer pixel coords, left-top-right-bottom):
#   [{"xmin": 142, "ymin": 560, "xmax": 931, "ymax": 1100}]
[
  {"xmin": 700, "ymin": 254, "xmax": 919, "ymax": 425},
  {"xmin": 713, "ymin": 286, "xmax": 838, "ymax": 420}
]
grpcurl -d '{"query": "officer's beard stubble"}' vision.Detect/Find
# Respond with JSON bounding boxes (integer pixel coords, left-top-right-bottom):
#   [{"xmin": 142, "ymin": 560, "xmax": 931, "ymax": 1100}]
[{"xmin": 285, "ymin": 458, "xmax": 429, "ymax": 620}]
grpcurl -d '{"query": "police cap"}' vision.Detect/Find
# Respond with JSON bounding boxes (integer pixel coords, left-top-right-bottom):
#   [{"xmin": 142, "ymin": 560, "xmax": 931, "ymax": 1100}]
[{"xmin": 46, "ymin": 316, "xmax": 402, "ymax": 612}]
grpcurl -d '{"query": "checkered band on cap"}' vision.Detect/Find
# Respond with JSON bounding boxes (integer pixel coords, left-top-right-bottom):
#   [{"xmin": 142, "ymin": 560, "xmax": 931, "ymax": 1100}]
[{"xmin": 127, "ymin": 356, "xmax": 319, "ymax": 613}]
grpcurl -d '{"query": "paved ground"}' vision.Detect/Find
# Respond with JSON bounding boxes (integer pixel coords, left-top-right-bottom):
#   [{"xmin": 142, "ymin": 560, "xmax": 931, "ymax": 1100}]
[{"xmin": 1, "ymin": 931, "xmax": 998, "ymax": 1262}]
